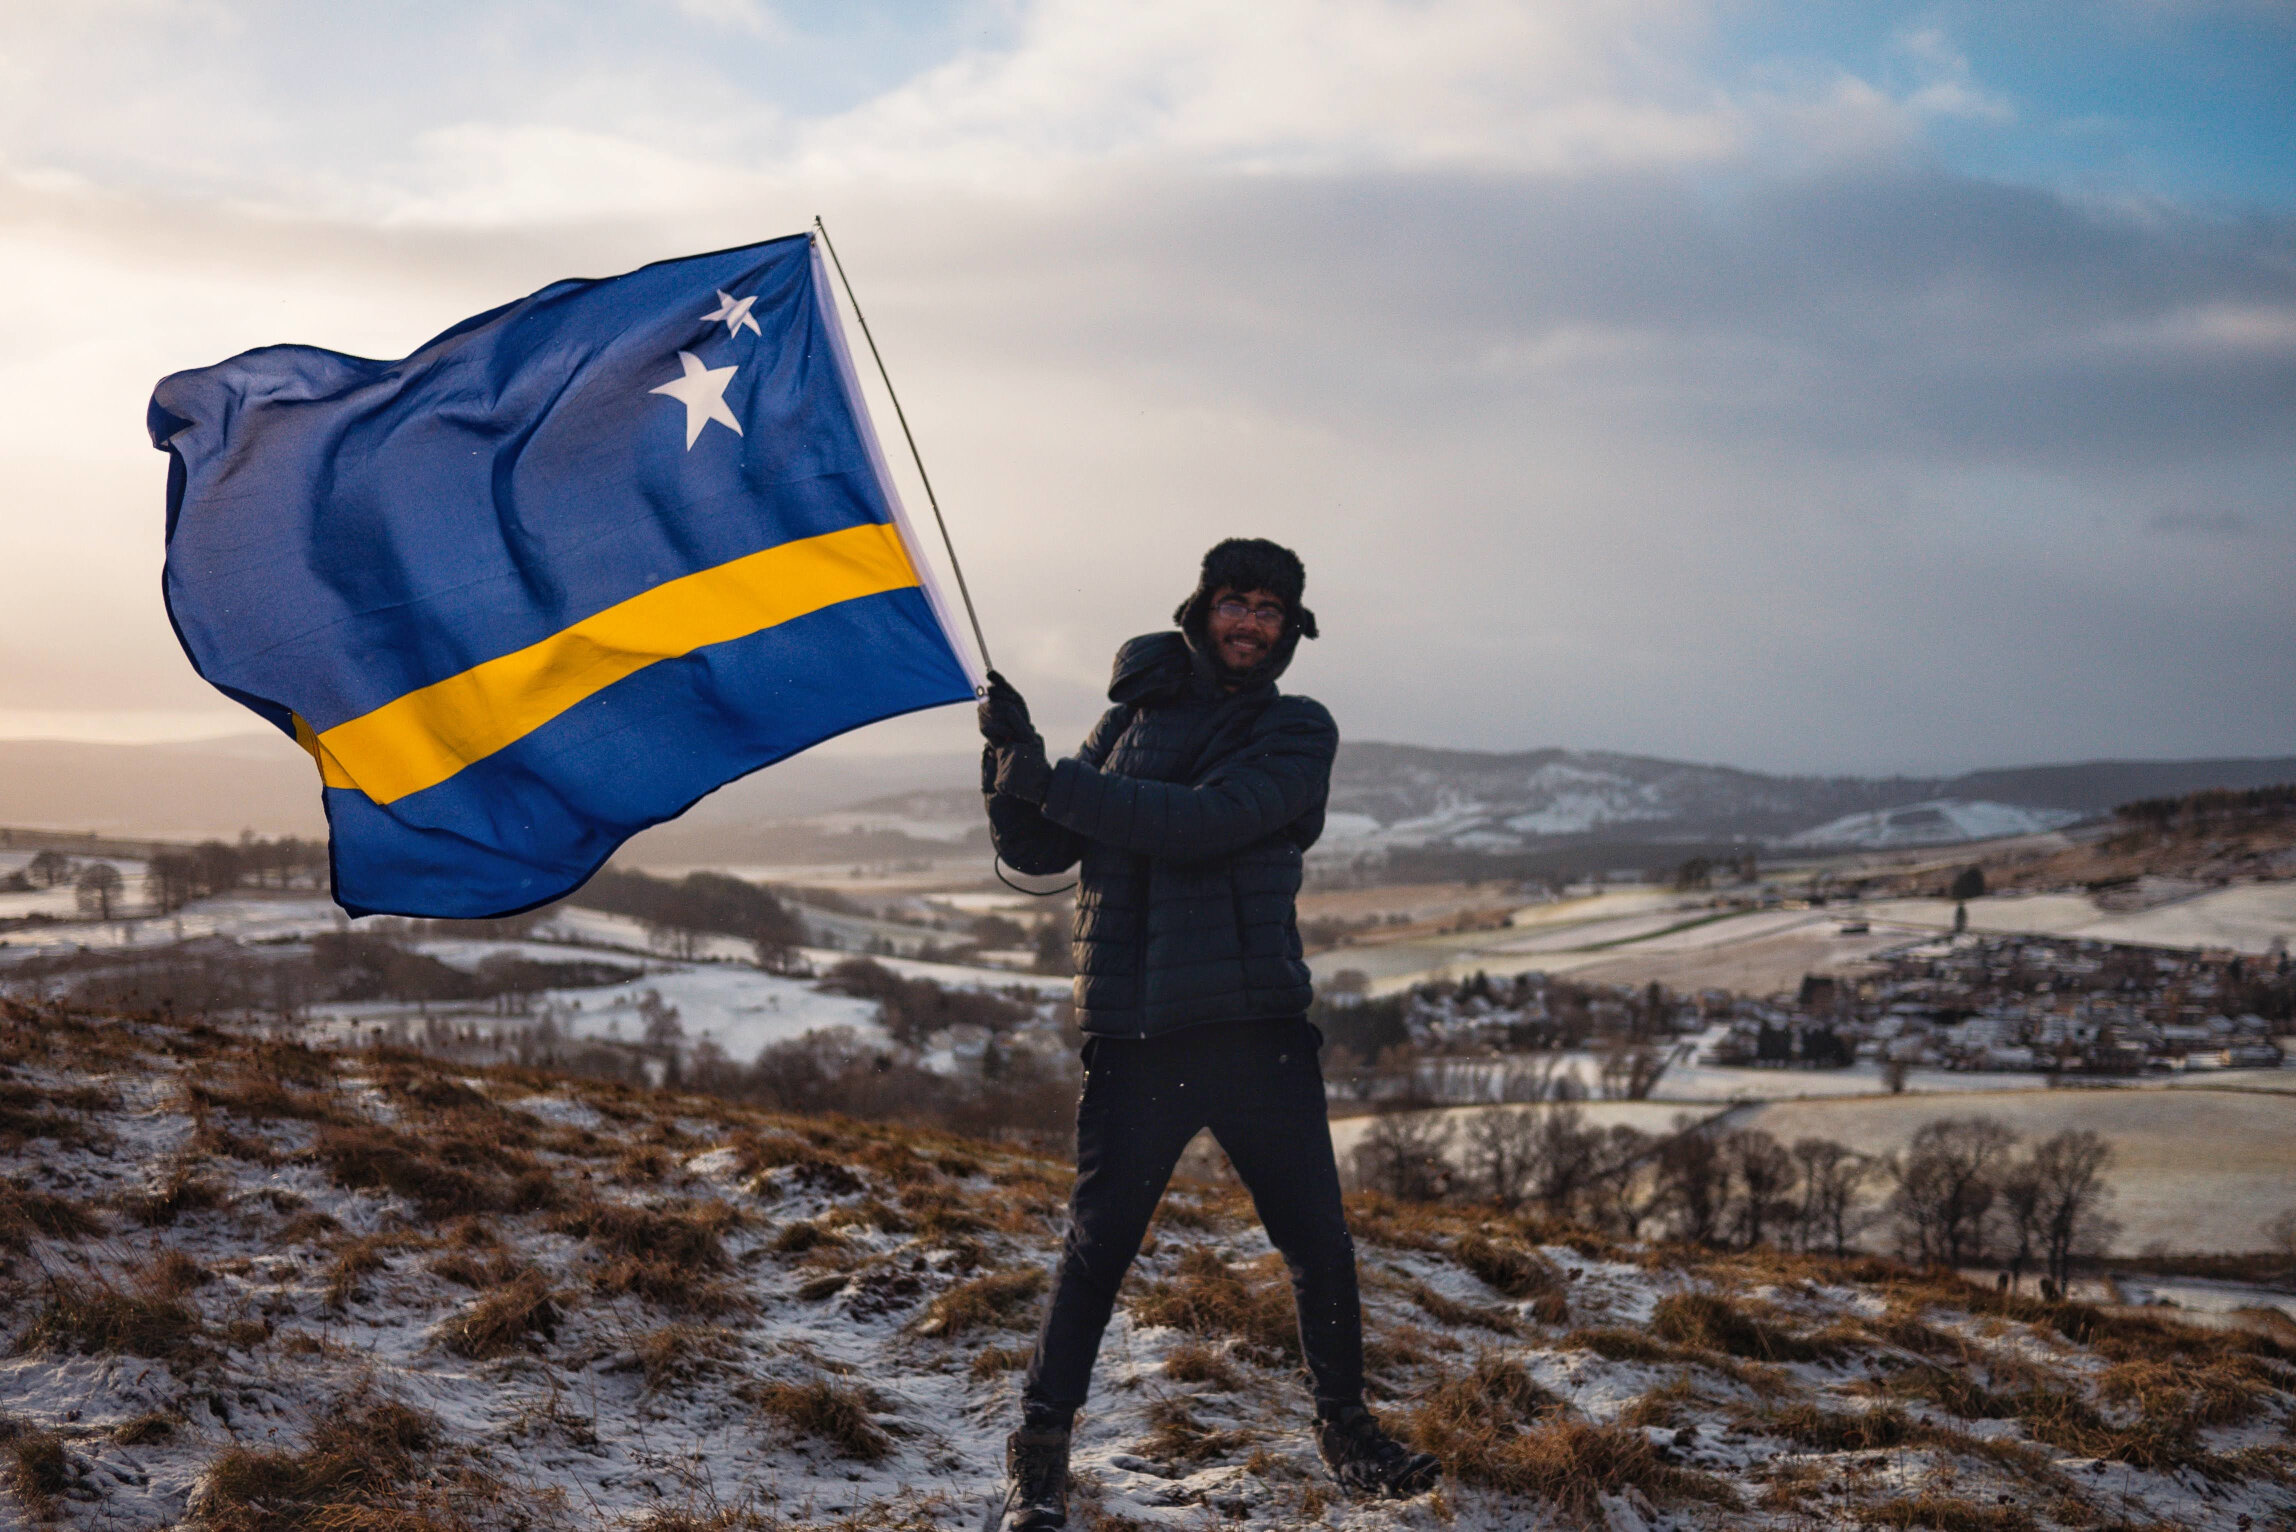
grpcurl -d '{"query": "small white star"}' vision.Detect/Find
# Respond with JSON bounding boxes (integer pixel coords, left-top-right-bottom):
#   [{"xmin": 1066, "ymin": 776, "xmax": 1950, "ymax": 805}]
[
  {"xmin": 649, "ymin": 350, "xmax": 743, "ymax": 449},
  {"xmin": 701, "ymin": 289, "xmax": 761, "ymax": 339}
]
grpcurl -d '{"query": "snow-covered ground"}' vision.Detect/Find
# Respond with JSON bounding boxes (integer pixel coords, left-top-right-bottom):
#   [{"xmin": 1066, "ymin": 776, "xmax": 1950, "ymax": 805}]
[
  {"xmin": 6, "ymin": 1013, "xmax": 2291, "ymax": 1530},
  {"xmin": 1865, "ymin": 882, "xmax": 2296, "ymax": 955}
]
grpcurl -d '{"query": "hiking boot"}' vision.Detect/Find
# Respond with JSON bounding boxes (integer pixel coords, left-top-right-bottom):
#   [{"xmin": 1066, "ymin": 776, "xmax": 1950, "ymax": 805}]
[
  {"xmin": 1315, "ymin": 1404, "xmax": 1440, "ymax": 1499},
  {"xmin": 1004, "ymin": 1422, "xmax": 1071, "ymax": 1531}
]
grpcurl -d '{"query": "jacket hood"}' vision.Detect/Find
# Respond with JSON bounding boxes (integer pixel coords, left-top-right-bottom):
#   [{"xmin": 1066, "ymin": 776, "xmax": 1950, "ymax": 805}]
[{"xmin": 1107, "ymin": 625, "xmax": 1299, "ymax": 705}]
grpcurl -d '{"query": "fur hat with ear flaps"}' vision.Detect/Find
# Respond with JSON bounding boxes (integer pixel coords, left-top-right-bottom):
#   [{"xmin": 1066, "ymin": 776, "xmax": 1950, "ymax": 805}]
[{"xmin": 1173, "ymin": 537, "xmax": 1319, "ymax": 643}]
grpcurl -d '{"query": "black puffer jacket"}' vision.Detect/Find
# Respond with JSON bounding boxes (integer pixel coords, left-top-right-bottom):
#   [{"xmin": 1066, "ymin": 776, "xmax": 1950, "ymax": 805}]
[{"xmin": 986, "ymin": 629, "xmax": 1336, "ymax": 1038}]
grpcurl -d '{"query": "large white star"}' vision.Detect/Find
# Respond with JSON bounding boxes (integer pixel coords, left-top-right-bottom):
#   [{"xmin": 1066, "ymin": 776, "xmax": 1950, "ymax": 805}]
[
  {"xmin": 701, "ymin": 289, "xmax": 761, "ymax": 339},
  {"xmin": 649, "ymin": 350, "xmax": 743, "ymax": 449}
]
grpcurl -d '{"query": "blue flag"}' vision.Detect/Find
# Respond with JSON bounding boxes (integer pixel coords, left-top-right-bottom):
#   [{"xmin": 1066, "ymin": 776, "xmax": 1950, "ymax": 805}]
[{"xmin": 151, "ymin": 233, "xmax": 980, "ymax": 919}]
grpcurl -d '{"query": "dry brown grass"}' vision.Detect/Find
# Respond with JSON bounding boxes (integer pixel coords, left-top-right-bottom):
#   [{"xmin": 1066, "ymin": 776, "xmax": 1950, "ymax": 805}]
[
  {"xmin": 1129, "ymin": 1246, "xmax": 1301, "ymax": 1362},
  {"xmin": 1617, "ymin": 1376, "xmax": 1698, "ymax": 1429},
  {"xmin": 1446, "ymin": 1415, "xmax": 1737, "ymax": 1520},
  {"xmin": 1649, "ymin": 1291, "xmax": 1837, "ymax": 1363},
  {"xmin": 1756, "ymin": 1402, "xmax": 1915, "ymax": 1452},
  {"xmin": 730, "ymin": 1131, "xmax": 866, "ymax": 1196},
  {"xmin": 196, "ymin": 1395, "xmax": 447, "ymax": 1532},
  {"xmin": 1395, "ymin": 1277, "xmax": 1524, "ymax": 1335},
  {"xmin": 970, "ymin": 1344, "xmax": 1032, "ymax": 1379},
  {"xmin": 768, "ymin": 1219, "xmax": 841, "ymax": 1255},
  {"xmin": 1160, "ymin": 1340, "xmax": 1241, "ymax": 1389},
  {"xmin": 438, "ymin": 1270, "xmax": 560, "ymax": 1359},
  {"xmin": 896, "ymin": 1184, "xmax": 991, "ymax": 1239},
  {"xmin": 1339, "ymin": 1192, "xmax": 1450, "ymax": 1252},
  {"xmin": 325, "ymin": 1232, "xmax": 417, "ymax": 1308},
  {"xmin": 628, "ymin": 1324, "xmax": 738, "ymax": 1390},
  {"xmin": 23, "ymin": 1270, "xmax": 204, "ymax": 1363},
  {"xmin": 1859, "ymin": 1495, "xmax": 2038, "ymax": 1532},
  {"xmin": 144, "ymin": 1247, "xmax": 211, "ymax": 1299},
  {"xmin": 2097, "ymin": 1355, "xmax": 2278, "ymax": 1430},
  {"xmin": 0, "ymin": 1077, "xmax": 110, "ymax": 1150},
  {"xmin": 1138, "ymin": 1397, "xmax": 1255, "ymax": 1465},
  {"xmin": 0, "ymin": 1178, "xmax": 100, "ymax": 1251},
  {"xmin": 1874, "ymin": 1363, "xmax": 2015, "ymax": 1420},
  {"xmin": 314, "ymin": 1121, "xmax": 545, "ymax": 1217},
  {"xmin": 913, "ymin": 1268, "xmax": 1045, "ymax": 1337},
  {"xmin": 1, "ymin": 1412, "xmax": 69, "ymax": 1520},
  {"xmin": 123, "ymin": 1170, "xmax": 226, "ymax": 1228},
  {"xmin": 1404, "ymin": 1353, "xmax": 1562, "ymax": 1474},
  {"xmin": 1560, "ymin": 1325, "xmax": 1676, "ymax": 1364},
  {"xmin": 749, "ymin": 1377, "xmax": 892, "ymax": 1461},
  {"xmin": 182, "ymin": 1067, "xmax": 341, "ymax": 1123},
  {"xmin": 113, "ymin": 1412, "xmax": 175, "ymax": 1445},
  {"xmin": 1452, "ymin": 1232, "xmax": 1562, "ymax": 1300},
  {"xmin": 555, "ymin": 1197, "xmax": 744, "ymax": 1313}
]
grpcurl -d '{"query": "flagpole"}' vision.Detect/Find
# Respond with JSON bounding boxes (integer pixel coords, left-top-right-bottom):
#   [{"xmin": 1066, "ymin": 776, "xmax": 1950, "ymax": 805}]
[{"xmin": 811, "ymin": 216, "xmax": 995, "ymax": 678}]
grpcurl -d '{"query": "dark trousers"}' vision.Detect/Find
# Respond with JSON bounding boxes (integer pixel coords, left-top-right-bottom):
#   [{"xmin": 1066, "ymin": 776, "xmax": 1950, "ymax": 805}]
[{"xmin": 1022, "ymin": 1016, "xmax": 1364, "ymax": 1415}]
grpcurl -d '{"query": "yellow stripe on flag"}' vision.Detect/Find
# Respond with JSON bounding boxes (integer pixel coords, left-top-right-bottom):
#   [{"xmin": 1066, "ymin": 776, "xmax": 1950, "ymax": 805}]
[{"xmin": 306, "ymin": 521, "xmax": 919, "ymax": 806}]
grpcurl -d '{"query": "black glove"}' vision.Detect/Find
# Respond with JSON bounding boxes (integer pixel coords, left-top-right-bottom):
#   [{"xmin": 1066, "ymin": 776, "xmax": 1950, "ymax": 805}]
[
  {"xmin": 980, "ymin": 742, "xmax": 1001, "ymax": 796},
  {"xmin": 978, "ymin": 669, "xmax": 1035, "ymax": 748},
  {"xmin": 994, "ymin": 735, "xmax": 1053, "ymax": 805}
]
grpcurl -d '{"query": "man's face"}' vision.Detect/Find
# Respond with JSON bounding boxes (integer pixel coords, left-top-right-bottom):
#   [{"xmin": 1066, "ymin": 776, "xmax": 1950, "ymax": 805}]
[{"xmin": 1206, "ymin": 586, "xmax": 1287, "ymax": 673}]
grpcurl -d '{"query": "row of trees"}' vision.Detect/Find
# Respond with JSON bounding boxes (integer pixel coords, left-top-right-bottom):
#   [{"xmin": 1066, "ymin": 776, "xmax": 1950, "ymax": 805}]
[
  {"xmin": 1355, "ymin": 1106, "xmax": 2116, "ymax": 1286},
  {"xmin": 148, "ymin": 837, "xmax": 330, "ymax": 909},
  {"xmin": 569, "ymin": 867, "xmax": 808, "ymax": 964},
  {"xmin": 2116, "ymin": 782, "xmax": 2296, "ymax": 836}
]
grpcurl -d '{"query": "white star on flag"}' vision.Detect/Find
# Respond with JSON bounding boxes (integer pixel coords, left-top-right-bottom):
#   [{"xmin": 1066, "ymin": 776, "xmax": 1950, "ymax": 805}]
[
  {"xmin": 649, "ymin": 351, "xmax": 743, "ymax": 449},
  {"xmin": 701, "ymin": 289, "xmax": 761, "ymax": 339}
]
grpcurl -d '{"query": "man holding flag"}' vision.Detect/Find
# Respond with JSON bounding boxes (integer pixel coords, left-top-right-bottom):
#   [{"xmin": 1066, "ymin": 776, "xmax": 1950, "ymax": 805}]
[
  {"xmin": 152, "ymin": 235, "xmax": 1432, "ymax": 1527},
  {"xmin": 980, "ymin": 539, "xmax": 1440, "ymax": 1527}
]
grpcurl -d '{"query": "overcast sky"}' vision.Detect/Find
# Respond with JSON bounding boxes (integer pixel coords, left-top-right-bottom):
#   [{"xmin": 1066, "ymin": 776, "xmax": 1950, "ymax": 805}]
[{"xmin": 1, "ymin": 0, "xmax": 2291, "ymax": 776}]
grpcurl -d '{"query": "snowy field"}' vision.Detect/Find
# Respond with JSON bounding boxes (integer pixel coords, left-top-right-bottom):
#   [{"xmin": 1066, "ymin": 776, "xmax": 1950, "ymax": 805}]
[
  {"xmin": 1864, "ymin": 882, "xmax": 2296, "ymax": 955},
  {"xmin": 0, "ymin": 889, "xmax": 1068, "ymax": 1074},
  {"xmin": 1314, "ymin": 879, "xmax": 2296, "ymax": 996}
]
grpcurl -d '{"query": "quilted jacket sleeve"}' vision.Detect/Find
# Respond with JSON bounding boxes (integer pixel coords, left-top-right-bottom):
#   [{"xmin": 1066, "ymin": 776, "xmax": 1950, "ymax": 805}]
[
  {"xmin": 1040, "ymin": 697, "xmax": 1336, "ymax": 863},
  {"xmin": 984, "ymin": 705, "xmax": 1130, "ymax": 875}
]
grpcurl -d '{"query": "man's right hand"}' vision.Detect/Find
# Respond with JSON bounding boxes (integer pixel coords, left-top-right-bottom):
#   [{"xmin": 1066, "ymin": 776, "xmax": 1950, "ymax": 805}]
[{"xmin": 978, "ymin": 670, "xmax": 1036, "ymax": 747}]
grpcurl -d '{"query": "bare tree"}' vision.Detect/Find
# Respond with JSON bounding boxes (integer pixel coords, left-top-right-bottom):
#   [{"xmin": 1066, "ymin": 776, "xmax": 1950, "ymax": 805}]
[
  {"xmin": 637, "ymin": 988, "xmax": 685, "ymax": 1050},
  {"xmin": 74, "ymin": 861, "xmax": 123, "ymax": 921},
  {"xmin": 1497, "ymin": 1053, "xmax": 1564, "ymax": 1103},
  {"xmin": 2265, "ymin": 1207, "xmax": 2296, "ymax": 1271},
  {"xmin": 2027, "ymin": 1129, "xmax": 2117, "ymax": 1290},
  {"xmin": 1525, "ymin": 1101, "xmax": 1604, "ymax": 1219},
  {"xmin": 147, "ymin": 851, "xmax": 197, "ymax": 913},
  {"xmin": 1722, "ymin": 1128, "xmax": 1797, "ymax": 1250},
  {"xmin": 1460, "ymin": 1107, "xmax": 1539, "ymax": 1208},
  {"xmin": 1586, "ymin": 1124, "xmax": 1662, "ymax": 1237},
  {"xmin": 1654, "ymin": 1126, "xmax": 1728, "ymax": 1245},
  {"xmin": 27, "ymin": 849, "xmax": 73, "ymax": 888},
  {"xmin": 1997, "ymin": 1160, "xmax": 2043, "ymax": 1291},
  {"xmin": 1355, "ymin": 1109, "xmax": 1454, "ymax": 1202},
  {"xmin": 1887, "ymin": 1116, "xmax": 2020, "ymax": 1267},
  {"xmin": 1598, "ymin": 1044, "xmax": 1671, "ymax": 1100},
  {"xmin": 1790, "ymin": 1138, "xmax": 1870, "ymax": 1256}
]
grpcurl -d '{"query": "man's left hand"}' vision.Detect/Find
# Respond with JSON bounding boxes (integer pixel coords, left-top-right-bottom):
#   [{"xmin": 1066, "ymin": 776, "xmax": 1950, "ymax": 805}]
[{"xmin": 978, "ymin": 670, "xmax": 1035, "ymax": 747}]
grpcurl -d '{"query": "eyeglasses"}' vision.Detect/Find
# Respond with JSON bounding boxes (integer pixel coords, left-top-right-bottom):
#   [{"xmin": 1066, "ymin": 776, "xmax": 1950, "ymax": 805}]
[{"xmin": 1213, "ymin": 599, "xmax": 1287, "ymax": 628}]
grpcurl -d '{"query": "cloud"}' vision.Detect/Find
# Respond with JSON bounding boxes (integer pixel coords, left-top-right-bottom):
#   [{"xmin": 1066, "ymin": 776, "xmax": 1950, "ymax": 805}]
[{"xmin": 0, "ymin": 1, "xmax": 2288, "ymax": 774}]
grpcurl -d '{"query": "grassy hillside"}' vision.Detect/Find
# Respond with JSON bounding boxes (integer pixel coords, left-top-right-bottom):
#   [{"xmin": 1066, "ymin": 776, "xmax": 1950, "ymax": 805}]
[{"xmin": 3, "ymin": 1001, "xmax": 2294, "ymax": 1530}]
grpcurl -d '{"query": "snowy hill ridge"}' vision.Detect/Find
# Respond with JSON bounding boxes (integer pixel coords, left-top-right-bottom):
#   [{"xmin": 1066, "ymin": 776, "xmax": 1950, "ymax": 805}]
[
  {"xmin": 5, "ymin": 1002, "xmax": 2295, "ymax": 1530},
  {"xmin": 1318, "ymin": 746, "xmax": 2296, "ymax": 856}
]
